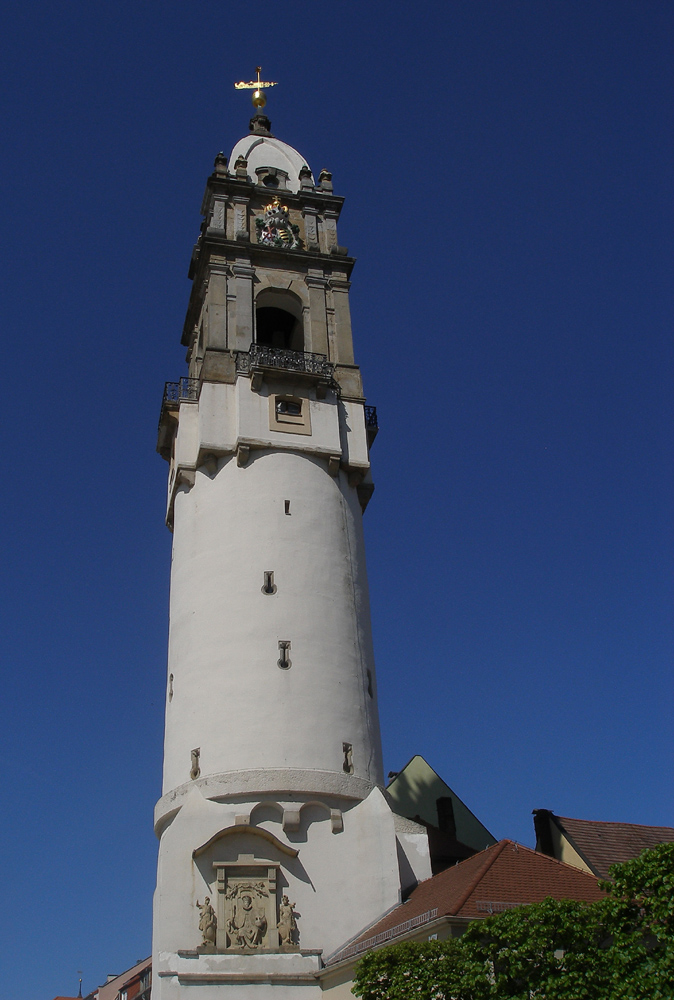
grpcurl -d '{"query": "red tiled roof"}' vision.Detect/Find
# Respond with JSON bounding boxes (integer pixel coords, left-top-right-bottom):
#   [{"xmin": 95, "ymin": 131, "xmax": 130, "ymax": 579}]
[
  {"xmin": 334, "ymin": 840, "xmax": 604, "ymax": 960},
  {"xmin": 555, "ymin": 816, "xmax": 674, "ymax": 880}
]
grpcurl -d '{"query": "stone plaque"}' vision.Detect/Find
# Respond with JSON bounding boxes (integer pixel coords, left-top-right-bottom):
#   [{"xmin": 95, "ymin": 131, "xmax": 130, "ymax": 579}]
[{"xmin": 214, "ymin": 859, "xmax": 279, "ymax": 951}]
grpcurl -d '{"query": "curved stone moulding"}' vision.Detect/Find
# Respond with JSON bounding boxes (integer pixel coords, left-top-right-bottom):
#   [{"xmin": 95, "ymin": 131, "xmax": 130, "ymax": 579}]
[
  {"xmin": 192, "ymin": 824, "xmax": 299, "ymax": 859},
  {"xmin": 154, "ymin": 767, "xmax": 377, "ymax": 835}
]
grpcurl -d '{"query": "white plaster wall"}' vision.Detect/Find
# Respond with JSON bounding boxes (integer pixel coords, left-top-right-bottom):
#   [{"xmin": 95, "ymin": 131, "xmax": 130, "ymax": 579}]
[
  {"xmin": 396, "ymin": 831, "xmax": 432, "ymax": 890},
  {"xmin": 236, "ymin": 379, "xmax": 342, "ymax": 458},
  {"xmin": 157, "ymin": 980, "xmax": 321, "ymax": 1000},
  {"xmin": 198, "ymin": 382, "xmax": 237, "ymax": 455},
  {"xmin": 152, "ymin": 787, "xmax": 402, "ymax": 1000},
  {"xmin": 338, "ymin": 401, "xmax": 369, "ymax": 470},
  {"xmin": 177, "ymin": 380, "xmax": 350, "ymax": 472},
  {"xmin": 174, "ymin": 401, "xmax": 200, "ymax": 469},
  {"xmin": 162, "ymin": 448, "xmax": 382, "ymax": 792}
]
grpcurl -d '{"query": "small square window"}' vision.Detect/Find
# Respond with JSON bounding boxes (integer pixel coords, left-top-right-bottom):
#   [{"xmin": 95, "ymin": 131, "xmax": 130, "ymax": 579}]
[
  {"xmin": 269, "ymin": 394, "xmax": 311, "ymax": 435},
  {"xmin": 276, "ymin": 399, "xmax": 302, "ymax": 416}
]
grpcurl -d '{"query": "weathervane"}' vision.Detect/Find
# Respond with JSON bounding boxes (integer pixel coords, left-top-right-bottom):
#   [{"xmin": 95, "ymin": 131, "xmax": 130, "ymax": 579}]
[{"xmin": 234, "ymin": 66, "xmax": 277, "ymax": 109}]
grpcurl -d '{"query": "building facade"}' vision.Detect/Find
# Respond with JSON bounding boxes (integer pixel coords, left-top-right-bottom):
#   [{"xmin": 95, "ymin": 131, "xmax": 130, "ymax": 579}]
[
  {"xmin": 152, "ymin": 110, "xmax": 431, "ymax": 998},
  {"xmin": 532, "ymin": 810, "xmax": 674, "ymax": 879}
]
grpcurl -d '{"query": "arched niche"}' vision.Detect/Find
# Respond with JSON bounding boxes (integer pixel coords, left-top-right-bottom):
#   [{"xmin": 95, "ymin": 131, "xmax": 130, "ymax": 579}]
[
  {"xmin": 299, "ymin": 800, "xmax": 332, "ymax": 826},
  {"xmin": 193, "ymin": 824, "xmax": 298, "ymax": 860},
  {"xmin": 254, "ymin": 288, "xmax": 304, "ymax": 352},
  {"xmin": 250, "ymin": 801, "xmax": 284, "ymax": 827}
]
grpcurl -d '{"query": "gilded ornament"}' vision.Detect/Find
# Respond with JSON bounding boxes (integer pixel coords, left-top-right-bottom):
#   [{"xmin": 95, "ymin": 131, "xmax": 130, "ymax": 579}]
[{"xmin": 234, "ymin": 67, "xmax": 277, "ymax": 108}]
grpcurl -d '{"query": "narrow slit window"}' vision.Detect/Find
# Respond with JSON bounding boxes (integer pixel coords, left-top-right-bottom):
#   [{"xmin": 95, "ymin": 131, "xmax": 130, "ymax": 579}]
[
  {"xmin": 262, "ymin": 571, "xmax": 277, "ymax": 595},
  {"xmin": 278, "ymin": 640, "xmax": 291, "ymax": 669},
  {"xmin": 342, "ymin": 742, "xmax": 353, "ymax": 774},
  {"xmin": 285, "ymin": 500, "xmax": 291, "ymax": 515}
]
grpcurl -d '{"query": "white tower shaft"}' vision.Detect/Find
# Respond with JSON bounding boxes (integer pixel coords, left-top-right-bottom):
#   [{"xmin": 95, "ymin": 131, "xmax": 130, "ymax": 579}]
[{"xmin": 152, "ymin": 115, "xmax": 430, "ymax": 999}]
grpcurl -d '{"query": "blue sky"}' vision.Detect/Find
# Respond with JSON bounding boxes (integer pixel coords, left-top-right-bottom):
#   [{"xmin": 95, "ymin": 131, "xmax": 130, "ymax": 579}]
[{"xmin": 1, "ymin": 2, "xmax": 672, "ymax": 997}]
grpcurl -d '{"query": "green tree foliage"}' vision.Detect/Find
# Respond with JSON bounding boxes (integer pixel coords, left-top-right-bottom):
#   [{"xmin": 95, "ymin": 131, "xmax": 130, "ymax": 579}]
[
  {"xmin": 456, "ymin": 896, "xmax": 613, "ymax": 998},
  {"xmin": 351, "ymin": 938, "xmax": 465, "ymax": 1000},
  {"xmin": 601, "ymin": 842, "xmax": 674, "ymax": 999},
  {"xmin": 352, "ymin": 843, "xmax": 674, "ymax": 1000}
]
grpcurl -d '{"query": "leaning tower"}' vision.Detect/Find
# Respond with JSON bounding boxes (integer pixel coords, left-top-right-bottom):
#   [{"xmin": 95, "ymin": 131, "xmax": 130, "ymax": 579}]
[{"xmin": 152, "ymin": 88, "xmax": 430, "ymax": 999}]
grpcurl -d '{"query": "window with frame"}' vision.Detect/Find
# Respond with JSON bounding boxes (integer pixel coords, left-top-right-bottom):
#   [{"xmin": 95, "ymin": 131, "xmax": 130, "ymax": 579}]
[
  {"xmin": 276, "ymin": 398, "xmax": 302, "ymax": 417},
  {"xmin": 269, "ymin": 394, "xmax": 311, "ymax": 435}
]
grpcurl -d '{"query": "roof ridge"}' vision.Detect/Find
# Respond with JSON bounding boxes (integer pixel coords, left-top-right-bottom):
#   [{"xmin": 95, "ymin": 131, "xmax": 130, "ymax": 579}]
[
  {"xmin": 504, "ymin": 839, "xmax": 600, "ymax": 876},
  {"xmin": 558, "ymin": 816, "xmax": 674, "ymax": 831},
  {"xmin": 448, "ymin": 840, "xmax": 508, "ymax": 916},
  {"xmin": 531, "ymin": 849, "xmax": 603, "ymax": 880}
]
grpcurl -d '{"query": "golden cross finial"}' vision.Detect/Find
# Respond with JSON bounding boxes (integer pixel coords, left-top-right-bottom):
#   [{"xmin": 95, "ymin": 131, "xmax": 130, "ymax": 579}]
[{"xmin": 234, "ymin": 66, "xmax": 277, "ymax": 108}]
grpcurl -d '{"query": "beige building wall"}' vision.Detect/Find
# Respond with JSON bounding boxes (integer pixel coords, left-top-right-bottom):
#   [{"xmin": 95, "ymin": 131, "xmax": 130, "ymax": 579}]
[
  {"xmin": 387, "ymin": 756, "xmax": 495, "ymax": 851},
  {"xmin": 549, "ymin": 824, "xmax": 593, "ymax": 874}
]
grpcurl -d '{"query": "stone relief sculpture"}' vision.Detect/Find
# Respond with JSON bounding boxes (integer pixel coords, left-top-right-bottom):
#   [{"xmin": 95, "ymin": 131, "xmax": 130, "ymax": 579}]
[
  {"xmin": 196, "ymin": 896, "xmax": 217, "ymax": 947},
  {"xmin": 255, "ymin": 197, "xmax": 302, "ymax": 250},
  {"xmin": 278, "ymin": 895, "xmax": 298, "ymax": 947},
  {"xmin": 225, "ymin": 883, "xmax": 268, "ymax": 949}
]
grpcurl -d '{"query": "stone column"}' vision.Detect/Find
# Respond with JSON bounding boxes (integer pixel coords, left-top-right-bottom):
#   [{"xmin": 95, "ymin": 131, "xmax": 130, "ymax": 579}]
[
  {"xmin": 328, "ymin": 276, "xmax": 354, "ymax": 364},
  {"xmin": 232, "ymin": 258, "xmax": 255, "ymax": 350},
  {"xmin": 305, "ymin": 271, "xmax": 329, "ymax": 357},
  {"xmin": 205, "ymin": 263, "xmax": 229, "ymax": 351}
]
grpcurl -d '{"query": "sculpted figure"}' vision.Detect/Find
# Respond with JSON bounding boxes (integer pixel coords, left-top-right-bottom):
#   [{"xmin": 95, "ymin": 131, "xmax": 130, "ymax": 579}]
[
  {"xmin": 196, "ymin": 896, "xmax": 217, "ymax": 946},
  {"xmin": 227, "ymin": 893, "xmax": 266, "ymax": 948},
  {"xmin": 278, "ymin": 894, "xmax": 297, "ymax": 947}
]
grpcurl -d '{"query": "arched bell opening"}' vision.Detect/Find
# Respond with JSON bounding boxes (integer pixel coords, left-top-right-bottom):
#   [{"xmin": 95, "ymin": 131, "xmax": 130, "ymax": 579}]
[{"xmin": 255, "ymin": 290, "xmax": 305, "ymax": 352}]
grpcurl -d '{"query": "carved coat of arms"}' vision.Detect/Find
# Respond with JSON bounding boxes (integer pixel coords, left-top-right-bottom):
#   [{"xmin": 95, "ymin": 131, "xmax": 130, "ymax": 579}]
[
  {"xmin": 225, "ymin": 881, "xmax": 269, "ymax": 949},
  {"xmin": 256, "ymin": 198, "xmax": 302, "ymax": 249}
]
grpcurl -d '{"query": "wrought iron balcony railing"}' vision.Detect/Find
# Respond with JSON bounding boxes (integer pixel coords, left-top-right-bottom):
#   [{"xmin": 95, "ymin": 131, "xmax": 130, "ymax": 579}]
[
  {"xmin": 236, "ymin": 344, "xmax": 335, "ymax": 380},
  {"xmin": 163, "ymin": 377, "xmax": 200, "ymax": 404},
  {"xmin": 364, "ymin": 403, "xmax": 378, "ymax": 446}
]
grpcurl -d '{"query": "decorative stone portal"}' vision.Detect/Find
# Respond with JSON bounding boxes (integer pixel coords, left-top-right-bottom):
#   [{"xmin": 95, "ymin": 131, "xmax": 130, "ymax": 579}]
[{"xmin": 206, "ymin": 854, "xmax": 299, "ymax": 953}]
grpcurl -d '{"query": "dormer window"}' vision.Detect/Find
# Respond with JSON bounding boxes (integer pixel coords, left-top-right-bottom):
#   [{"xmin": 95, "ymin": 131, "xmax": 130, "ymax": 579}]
[{"xmin": 255, "ymin": 166, "xmax": 289, "ymax": 190}]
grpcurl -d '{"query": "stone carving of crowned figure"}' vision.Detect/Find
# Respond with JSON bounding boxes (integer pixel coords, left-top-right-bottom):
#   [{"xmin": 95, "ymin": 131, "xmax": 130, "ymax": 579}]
[
  {"xmin": 196, "ymin": 896, "xmax": 217, "ymax": 947},
  {"xmin": 227, "ymin": 892, "xmax": 267, "ymax": 948},
  {"xmin": 278, "ymin": 895, "xmax": 298, "ymax": 947},
  {"xmin": 255, "ymin": 197, "xmax": 302, "ymax": 249}
]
